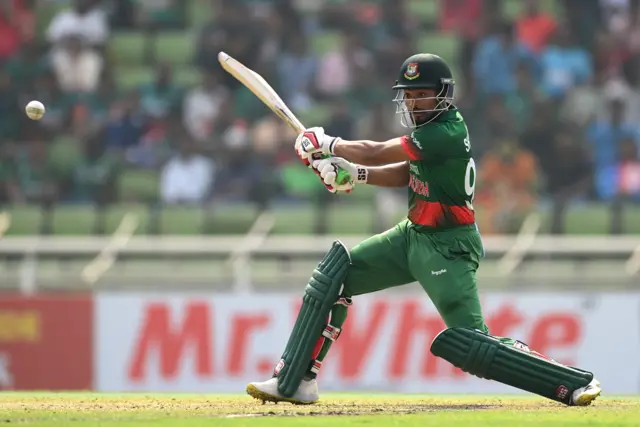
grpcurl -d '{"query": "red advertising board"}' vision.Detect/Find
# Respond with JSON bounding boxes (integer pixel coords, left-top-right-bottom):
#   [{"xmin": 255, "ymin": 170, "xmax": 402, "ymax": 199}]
[{"xmin": 0, "ymin": 293, "xmax": 93, "ymax": 390}]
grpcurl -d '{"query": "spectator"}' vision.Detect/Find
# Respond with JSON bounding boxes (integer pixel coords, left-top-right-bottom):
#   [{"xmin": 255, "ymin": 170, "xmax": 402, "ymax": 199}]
[
  {"xmin": 440, "ymin": 0, "xmax": 483, "ymax": 37},
  {"xmin": 539, "ymin": 27, "xmax": 592, "ymax": 99},
  {"xmin": 621, "ymin": 56, "xmax": 640, "ymax": 122},
  {"xmin": 356, "ymin": 102, "xmax": 403, "ymax": 141},
  {"xmin": 357, "ymin": 102, "xmax": 406, "ymax": 231},
  {"xmin": 325, "ymin": 99, "xmax": 355, "ymax": 140},
  {"xmin": 439, "ymin": 0, "xmax": 484, "ymax": 89},
  {"xmin": 0, "ymin": 0, "xmax": 22, "ymax": 63},
  {"xmin": 561, "ymin": 0, "xmax": 602, "ymax": 50},
  {"xmin": 46, "ymin": 0, "xmax": 109, "ymax": 48},
  {"xmin": 277, "ymin": 33, "xmax": 317, "ymax": 113},
  {"xmin": 505, "ymin": 61, "xmax": 545, "ymax": 133},
  {"xmin": 561, "ymin": 70, "xmax": 607, "ymax": 127},
  {"xmin": 4, "ymin": 41, "xmax": 49, "ymax": 93},
  {"xmin": 628, "ymin": 7, "xmax": 640, "ymax": 54},
  {"xmin": 258, "ymin": 6, "xmax": 290, "ymax": 69},
  {"xmin": 374, "ymin": 0, "xmax": 418, "ymax": 44},
  {"xmin": 9, "ymin": 0, "xmax": 36, "ymax": 43},
  {"xmin": 543, "ymin": 126, "xmax": 594, "ymax": 234},
  {"xmin": 135, "ymin": 0, "xmax": 184, "ymax": 30},
  {"xmin": 474, "ymin": 94, "xmax": 515, "ymax": 157},
  {"xmin": 214, "ymin": 119, "xmax": 261, "ymax": 200},
  {"xmin": 69, "ymin": 133, "xmax": 119, "ymax": 203},
  {"xmin": 0, "ymin": 141, "xmax": 14, "ymax": 203},
  {"xmin": 604, "ymin": 136, "xmax": 640, "ymax": 233},
  {"xmin": 600, "ymin": 0, "xmax": 632, "ymax": 36},
  {"xmin": 515, "ymin": 0, "xmax": 557, "ymax": 53},
  {"xmin": 593, "ymin": 28, "xmax": 631, "ymax": 79},
  {"xmin": 252, "ymin": 116, "xmax": 287, "ymax": 157},
  {"xmin": 104, "ymin": 94, "xmax": 147, "ymax": 155},
  {"xmin": 160, "ymin": 137, "xmax": 215, "ymax": 205},
  {"xmin": 135, "ymin": 0, "xmax": 185, "ymax": 63},
  {"xmin": 315, "ymin": 28, "xmax": 373, "ymax": 99},
  {"xmin": 50, "ymin": 34, "xmax": 104, "ymax": 94},
  {"xmin": 0, "ymin": 70, "xmax": 21, "ymax": 141},
  {"xmin": 6, "ymin": 129, "xmax": 58, "ymax": 204},
  {"xmin": 139, "ymin": 63, "xmax": 182, "ymax": 120},
  {"xmin": 250, "ymin": 116, "xmax": 288, "ymax": 208},
  {"xmin": 477, "ymin": 132, "xmax": 539, "ymax": 234},
  {"xmin": 124, "ymin": 114, "xmax": 172, "ymax": 170},
  {"xmin": 183, "ymin": 71, "xmax": 230, "ymax": 143},
  {"xmin": 586, "ymin": 97, "xmax": 638, "ymax": 174},
  {"xmin": 472, "ymin": 21, "xmax": 538, "ymax": 96},
  {"xmin": 194, "ymin": 2, "xmax": 261, "ymax": 80},
  {"xmin": 375, "ymin": 33, "xmax": 415, "ymax": 89},
  {"xmin": 596, "ymin": 135, "xmax": 640, "ymax": 201},
  {"xmin": 521, "ymin": 98, "xmax": 561, "ymax": 172}
]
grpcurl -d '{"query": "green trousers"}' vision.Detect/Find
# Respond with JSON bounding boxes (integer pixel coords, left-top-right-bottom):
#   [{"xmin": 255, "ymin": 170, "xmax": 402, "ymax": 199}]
[{"xmin": 343, "ymin": 220, "xmax": 488, "ymax": 332}]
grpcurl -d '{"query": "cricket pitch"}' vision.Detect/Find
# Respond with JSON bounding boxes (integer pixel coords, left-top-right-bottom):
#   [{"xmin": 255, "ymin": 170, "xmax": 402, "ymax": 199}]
[{"xmin": 1, "ymin": 393, "xmax": 639, "ymax": 426}]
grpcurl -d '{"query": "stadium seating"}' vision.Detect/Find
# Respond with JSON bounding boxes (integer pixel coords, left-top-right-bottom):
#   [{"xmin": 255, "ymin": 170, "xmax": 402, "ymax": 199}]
[
  {"xmin": 4, "ymin": 202, "xmax": 640, "ymax": 235},
  {"xmin": 23, "ymin": 0, "xmax": 625, "ymax": 237}
]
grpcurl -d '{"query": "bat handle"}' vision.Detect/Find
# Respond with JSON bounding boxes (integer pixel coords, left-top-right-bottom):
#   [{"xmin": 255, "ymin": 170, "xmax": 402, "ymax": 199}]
[{"xmin": 308, "ymin": 154, "xmax": 352, "ymax": 186}]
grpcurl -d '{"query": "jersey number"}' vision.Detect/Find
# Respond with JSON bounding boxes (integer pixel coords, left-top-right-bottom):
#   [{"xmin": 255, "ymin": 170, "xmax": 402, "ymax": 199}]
[{"xmin": 464, "ymin": 158, "xmax": 476, "ymax": 208}]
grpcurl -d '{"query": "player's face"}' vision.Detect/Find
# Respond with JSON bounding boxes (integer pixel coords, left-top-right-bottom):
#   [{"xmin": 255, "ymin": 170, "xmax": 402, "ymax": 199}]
[
  {"xmin": 394, "ymin": 88, "xmax": 443, "ymax": 128},
  {"xmin": 403, "ymin": 89, "xmax": 438, "ymax": 122}
]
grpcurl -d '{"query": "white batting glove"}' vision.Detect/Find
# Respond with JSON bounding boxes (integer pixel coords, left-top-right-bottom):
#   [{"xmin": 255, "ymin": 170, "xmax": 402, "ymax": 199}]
[
  {"xmin": 312, "ymin": 157, "xmax": 368, "ymax": 194},
  {"xmin": 295, "ymin": 127, "xmax": 341, "ymax": 163}
]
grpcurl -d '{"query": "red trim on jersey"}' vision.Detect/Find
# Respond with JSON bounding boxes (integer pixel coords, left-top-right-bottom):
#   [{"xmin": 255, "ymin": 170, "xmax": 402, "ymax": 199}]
[
  {"xmin": 400, "ymin": 135, "xmax": 422, "ymax": 160},
  {"xmin": 409, "ymin": 198, "xmax": 475, "ymax": 227}
]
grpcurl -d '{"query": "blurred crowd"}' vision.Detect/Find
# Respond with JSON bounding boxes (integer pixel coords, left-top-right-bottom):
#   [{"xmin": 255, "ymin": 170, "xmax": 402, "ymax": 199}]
[{"xmin": 1, "ymin": 0, "xmax": 640, "ymax": 234}]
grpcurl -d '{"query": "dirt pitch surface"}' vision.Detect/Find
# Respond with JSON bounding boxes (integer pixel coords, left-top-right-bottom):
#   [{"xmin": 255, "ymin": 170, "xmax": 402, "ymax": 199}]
[{"xmin": 1, "ymin": 393, "xmax": 639, "ymax": 427}]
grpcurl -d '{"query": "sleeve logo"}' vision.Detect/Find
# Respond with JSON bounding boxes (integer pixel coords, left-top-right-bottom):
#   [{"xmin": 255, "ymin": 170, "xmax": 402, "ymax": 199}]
[{"xmin": 411, "ymin": 133, "xmax": 423, "ymax": 150}]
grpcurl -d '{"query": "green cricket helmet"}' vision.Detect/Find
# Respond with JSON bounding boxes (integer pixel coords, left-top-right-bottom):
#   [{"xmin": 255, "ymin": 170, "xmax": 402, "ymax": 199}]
[{"xmin": 392, "ymin": 53, "xmax": 455, "ymax": 128}]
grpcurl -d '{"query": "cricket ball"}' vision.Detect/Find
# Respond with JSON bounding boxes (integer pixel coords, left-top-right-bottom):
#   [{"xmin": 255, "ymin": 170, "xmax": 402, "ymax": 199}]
[{"xmin": 25, "ymin": 100, "xmax": 46, "ymax": 120}]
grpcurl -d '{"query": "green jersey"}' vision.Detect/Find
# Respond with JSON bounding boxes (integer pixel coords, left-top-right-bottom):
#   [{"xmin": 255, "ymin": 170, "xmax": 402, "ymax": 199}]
[{"xmin": 400, "ymin": 107, "xmax": 476, "ymax": 232}]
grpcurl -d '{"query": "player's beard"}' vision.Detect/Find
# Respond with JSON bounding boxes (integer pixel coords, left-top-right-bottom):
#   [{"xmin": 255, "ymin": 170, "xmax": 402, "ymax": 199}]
[{"xmin": 410, "ymin": 110, "xmax": 437, "ymax": 126}]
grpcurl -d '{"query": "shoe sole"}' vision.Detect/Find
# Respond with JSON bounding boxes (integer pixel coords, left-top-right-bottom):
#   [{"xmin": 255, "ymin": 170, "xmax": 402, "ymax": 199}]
[
  {"xmin": 246, "ymin": 384, "xmax": 318, "ymax": 405},
  {"xmin": 573, "ymin": 384, "xmax": 602, "ymax": 407}
]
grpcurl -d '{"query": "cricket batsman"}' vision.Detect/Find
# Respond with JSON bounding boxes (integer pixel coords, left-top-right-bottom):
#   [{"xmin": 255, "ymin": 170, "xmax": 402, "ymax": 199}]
[{"xmin": 246, "ymin": 54, "xmax": 602, "ymax": 406}]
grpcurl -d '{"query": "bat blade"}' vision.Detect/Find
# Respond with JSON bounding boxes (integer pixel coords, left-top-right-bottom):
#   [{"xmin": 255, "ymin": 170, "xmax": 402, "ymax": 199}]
[
  {"xmin": 218, "ymin": 51, "xmax": 305, "ymax": 133},
  {"xmin": 217, "ymin": 51, "xmax": 353, "ymax": 187}
]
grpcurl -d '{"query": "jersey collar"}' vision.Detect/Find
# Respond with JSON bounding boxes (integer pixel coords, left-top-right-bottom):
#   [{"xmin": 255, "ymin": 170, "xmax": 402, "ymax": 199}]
[{"xmin": 434, "ymin": 106, "xmax": 459, "ymax": 122}]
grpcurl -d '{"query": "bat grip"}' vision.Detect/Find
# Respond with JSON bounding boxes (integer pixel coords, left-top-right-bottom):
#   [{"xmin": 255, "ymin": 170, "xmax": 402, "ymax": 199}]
[{"xmin": 307, "ymin": 154, "xmax": 352, "ymax": 186}]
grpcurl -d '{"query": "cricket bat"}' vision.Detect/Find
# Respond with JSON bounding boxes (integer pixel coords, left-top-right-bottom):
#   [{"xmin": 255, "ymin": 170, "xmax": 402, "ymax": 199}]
[{"xmin": 217, "ymin": 51, "xmax": 351, "ymax": 186}]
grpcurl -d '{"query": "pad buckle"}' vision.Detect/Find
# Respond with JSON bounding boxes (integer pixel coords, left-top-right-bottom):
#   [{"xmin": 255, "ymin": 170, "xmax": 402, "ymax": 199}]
[
  {"xmin": 310, "ymin": 360, "xmax": 322, "ymax": 374},
  {"xmin": 322, "ymin": 324, "xmax": 341, "ymax": 342}
]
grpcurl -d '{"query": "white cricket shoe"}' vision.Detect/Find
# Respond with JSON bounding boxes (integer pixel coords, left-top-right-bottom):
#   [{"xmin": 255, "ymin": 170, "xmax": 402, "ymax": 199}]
[
  {"xmin": 246, "ymin": 377, "xmax": 319, "ymax": 404},
  {"xmin": 571, "ymin": 378, "xmax": 602, "ymax": 406}
]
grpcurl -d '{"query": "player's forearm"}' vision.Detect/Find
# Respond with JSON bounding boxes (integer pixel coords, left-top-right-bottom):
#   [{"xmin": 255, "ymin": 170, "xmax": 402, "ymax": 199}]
[
  {"xmin": 333, "ymin": 140, "xmax": 395, "ymax": 166},
  {"xmin": 363, "ymin": 162, "xmax": 409, "ymax": 188}
]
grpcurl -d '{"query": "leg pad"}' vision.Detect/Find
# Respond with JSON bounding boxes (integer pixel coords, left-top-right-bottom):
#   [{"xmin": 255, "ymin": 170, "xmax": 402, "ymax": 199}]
[
  {"xmin": 275, "ymin": 241, "xmax": 351, "ymax": 397},
  {"xmin": 431, "ymin": 327, "xmax": 593, "ymax": 404}
]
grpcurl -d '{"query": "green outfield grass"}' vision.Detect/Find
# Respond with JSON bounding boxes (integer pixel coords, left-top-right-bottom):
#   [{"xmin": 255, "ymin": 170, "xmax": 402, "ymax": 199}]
[{"xmin": 1, "ymin": 393, "xmax": 639, "ymax": 426}]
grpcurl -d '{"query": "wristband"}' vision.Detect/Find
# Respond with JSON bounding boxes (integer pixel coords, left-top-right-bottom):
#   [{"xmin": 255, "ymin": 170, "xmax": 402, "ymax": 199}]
[
  {"xmin": 355, "ymin": 166, "xmax": 368, "ymax": 184},
  {"xmin": 328, "ymin": 137, "xmax": 341, "ymax": 155}
]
